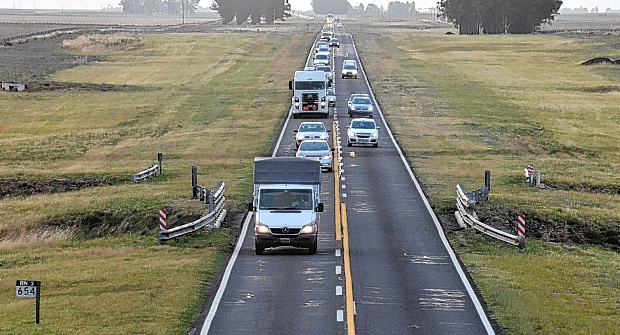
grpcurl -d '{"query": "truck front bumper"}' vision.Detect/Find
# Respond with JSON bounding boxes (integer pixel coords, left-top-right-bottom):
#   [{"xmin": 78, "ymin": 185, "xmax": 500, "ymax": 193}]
[{"xmin": 255, "ymin": 234, "xmax": 317, "ymax": 249}]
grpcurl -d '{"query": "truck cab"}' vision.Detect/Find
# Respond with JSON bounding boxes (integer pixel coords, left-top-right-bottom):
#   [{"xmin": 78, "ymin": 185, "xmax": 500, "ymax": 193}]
[{"xmin": 289, "ymin": 70, "xmax": 329, "ymax": 119}]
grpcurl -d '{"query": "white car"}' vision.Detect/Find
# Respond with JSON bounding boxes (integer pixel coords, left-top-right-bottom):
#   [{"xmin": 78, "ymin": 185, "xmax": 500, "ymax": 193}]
[
  {"xmin": 313, "ymin": 52, "xmax": 330, "ymax": 65},
  {"xmin": 347, "ymin": 118, "xmax": 380, "ymax": 147},
  {"xmin": 294, "ymin": 121, "xmax": 330, "ymax": 148},
  {"xmin": 295, "ymin": 140, "xmax": 334, "ymax": 172}
]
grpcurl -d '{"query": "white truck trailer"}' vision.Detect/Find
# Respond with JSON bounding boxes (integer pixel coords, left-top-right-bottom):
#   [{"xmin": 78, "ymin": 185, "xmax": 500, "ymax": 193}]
[{"xmin": 249, "ymin": 157, "xmax": 324, "ymax": 255}]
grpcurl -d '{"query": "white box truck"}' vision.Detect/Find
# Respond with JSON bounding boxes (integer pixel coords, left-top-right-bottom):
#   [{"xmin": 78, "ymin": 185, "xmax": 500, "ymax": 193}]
[
  {"xmin": 249, "ymin": 157, "xmax": 324, "ymax": 255},
  {"xmin": 289, "ymin": 70, "xmax": 329, "ymax": 119}
]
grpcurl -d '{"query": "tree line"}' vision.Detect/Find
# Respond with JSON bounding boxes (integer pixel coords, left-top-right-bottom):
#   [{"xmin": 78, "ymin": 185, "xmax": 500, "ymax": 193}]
[
  {"xmin": 210, "ymin": 0, "xmax": 291, "ymax": 24},
  {"xmin": 439, "ymin": 0, "xmax": 563, "ymax": 34},
  {"xmin": 119, "ymin": 0, "xmax": 200, "ymax": 15}
]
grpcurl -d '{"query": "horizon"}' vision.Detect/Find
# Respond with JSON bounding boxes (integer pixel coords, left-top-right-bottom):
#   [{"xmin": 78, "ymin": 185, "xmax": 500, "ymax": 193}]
[{"xmin": 0, "ymin": 0, "xmax": 617, "ymax": 11}]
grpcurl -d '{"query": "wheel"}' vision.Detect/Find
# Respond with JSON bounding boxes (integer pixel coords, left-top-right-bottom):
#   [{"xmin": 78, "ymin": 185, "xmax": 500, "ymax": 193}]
[
  {"xmin": 341, "ymin": 75, "xmax": 345, "ymax": 79},
  {"xmin": 255, "ymin": 240, "xmax": 265, "ymax": 255},
  {"xmin": 373, "ymin": 142, "xmax": 378, "ymax": 148},
  {"xmin": 347, "ymin": 142, "xmax": 352, "ymax": 147},
  {"xmin": 308, "ymin": 239, "xmax": 317, "ymax": 255}
]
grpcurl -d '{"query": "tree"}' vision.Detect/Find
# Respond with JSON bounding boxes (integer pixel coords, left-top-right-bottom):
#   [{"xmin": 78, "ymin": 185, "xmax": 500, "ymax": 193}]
[
  {"xmin": 311, "ymin": 0, "xmax": 351, "ymax": 15},
  {"xmin": 211, "ymin": 0, "xmax": 289, "ymax": 25},
  {"xmin": 439, "ymin": 0, "xmax": 562, "ymax": 34}
]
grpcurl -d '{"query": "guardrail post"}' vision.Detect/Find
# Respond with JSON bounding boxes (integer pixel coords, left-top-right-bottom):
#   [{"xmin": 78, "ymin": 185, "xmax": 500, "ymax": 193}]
[
  {"xmin": 205, "ymin": 189, "xmax": 211, "ymax": 206},
  {"xmin": 191, "ymin": 166, "xmax": 198, "ymax": 198},
  {"xmin": 158, "ymin": 152, "xmax": 163, "ymax": 175},
  {"xmin": 208, "ymin": 189, "xmax": 215, "ymax": 213},
  {"xmin": 485, "ymin": 170, "xmax": 491, "ymax": 191},
  {"xmin": 535, "ymin": 170, "xmax": 541, "ymax": 188}
]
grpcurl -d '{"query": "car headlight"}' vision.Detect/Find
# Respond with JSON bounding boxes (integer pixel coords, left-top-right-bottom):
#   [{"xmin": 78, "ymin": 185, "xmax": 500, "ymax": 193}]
[
  {"xmin": 352, "ymin": 70, "xmax": 358, "ymax": 75},
  {"xmin": 255, "ymin": 223, "xmax": 270, "ymax": 234},
  {"xmin": 372, "ymin": 132, "xmax": 378, "ymax": 137},
  {"xmin": 323, "ymin": 154, "xmax": 332, "ymax": 160},
  {"xmin": 319, "ymin": 134, "xmax": 327, "ymax": 140},
  {"xmin": 350, "ymin": 106, "xmax": 356, "ymax": 110},
  {"xmin": 300, "ymin": 224, "xmax": 316, "ymax": 234},
  {"xmin": 368, "ymin": 106, "xmax": 373, "ymax": 111}
]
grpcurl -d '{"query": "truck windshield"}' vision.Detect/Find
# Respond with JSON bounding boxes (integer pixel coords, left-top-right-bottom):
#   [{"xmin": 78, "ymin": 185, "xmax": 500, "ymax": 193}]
[
  {"xmin": 295, "ymin": 81, "xmax": 325, "ymax": 90},
  {"xmin": 259, "ymin": 189, "xmax": 313, "ymax": 210}
]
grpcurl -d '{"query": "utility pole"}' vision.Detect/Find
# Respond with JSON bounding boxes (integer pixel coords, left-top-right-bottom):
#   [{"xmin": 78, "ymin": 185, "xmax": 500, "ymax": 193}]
[{"xmin": 182, "ymin": 0, "xmax": 185, "ymax": 25}]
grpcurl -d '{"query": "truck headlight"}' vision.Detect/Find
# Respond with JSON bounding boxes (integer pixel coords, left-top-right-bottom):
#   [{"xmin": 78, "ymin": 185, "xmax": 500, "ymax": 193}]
[
  {"xmin": 254, "ymin": 223, "xmax": 270, "ymax": 234},
  {"xmin": 294, "ymin": 102, "xmax": 300, "ymax": 108},
  {"xmin": 321, "ymin": 101, "xmax": 326, "ymax": 107},
  {"xmin": 300, "ymin": 224, "xmax": 316, "ymax": 234}
]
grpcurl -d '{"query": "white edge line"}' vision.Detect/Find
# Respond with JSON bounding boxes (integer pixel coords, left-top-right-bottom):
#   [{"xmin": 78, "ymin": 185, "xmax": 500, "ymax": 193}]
[
  {"xmin": 351, "ymin": 34, "xmax": 496, "ymax": 335},
  {"xmin": 200, "ymin": 213, "xmax": 253, "ymax": 335}
]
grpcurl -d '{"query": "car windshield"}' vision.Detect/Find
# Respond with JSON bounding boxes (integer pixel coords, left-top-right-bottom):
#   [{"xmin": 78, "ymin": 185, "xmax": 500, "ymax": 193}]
[
  {"xmin": 327, "ymin": 89, "xmax": 334, "ymax": 95},
  {"xmin": 316, "ymin": 54, "xmax": 328, "ymax": 60},
  {"xmin": 316, "ymin": 66, "xmax": 330, "ymax": 72},
  {"xmin": 259, "ymin": 189, "xmax": 312, "ymax": 210},
  {"xmin": 299, "ymin": 124, "xmax": 326, "ymax": 132},
  {"xmin": 351, "ymin": 121, "xmax": 376, "ymax": 129},
  {"xmin": 299, "ymin": 141, "xmax": 330, "ymax": 151},
  {"xmin": 295, "ymin": 81, "xmax": 325, "ymax": 90},
  {"xmin": 352, "ymin": 98, "xmax": 371, "ymax": 104},
  {"xmin": 344, "ymin": 64, "xmax": 356, "ymax": 69}
]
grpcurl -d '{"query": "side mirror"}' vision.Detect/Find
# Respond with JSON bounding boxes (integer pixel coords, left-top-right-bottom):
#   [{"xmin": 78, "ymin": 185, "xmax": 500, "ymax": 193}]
[
  {"xmin": 247, "ymin": 202, "xmax": 255, "ymax": 212},
  {"xmin": 288, "ymin": 80, "xmax": 293, "ymax": 90},
  {"xmin": 316, "ymin": 203, "xmax": 324, "ymax": 213},
  {"xmin": 293, "ymin": 129, "xmax": 298, "ymax": 133}
]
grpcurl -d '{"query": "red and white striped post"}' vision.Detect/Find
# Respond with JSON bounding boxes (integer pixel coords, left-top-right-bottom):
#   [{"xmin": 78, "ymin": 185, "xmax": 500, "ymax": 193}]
[
  {"xmin": 517, "ymin": 214, "xmax": 526, "ymax": 252},
  {"xmin": 159, "ymin": 209, "xmax": 167, "ymax": 231}
]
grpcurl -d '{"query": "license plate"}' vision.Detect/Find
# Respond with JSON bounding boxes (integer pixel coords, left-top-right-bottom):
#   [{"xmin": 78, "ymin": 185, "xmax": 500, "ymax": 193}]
[
  {"xmin": 358, "ymin": 139, "xmax": 369, "ymax": 143},
  {"xmin": 280, "ymin": 238, "xmax": 291, "ymax": 243}
]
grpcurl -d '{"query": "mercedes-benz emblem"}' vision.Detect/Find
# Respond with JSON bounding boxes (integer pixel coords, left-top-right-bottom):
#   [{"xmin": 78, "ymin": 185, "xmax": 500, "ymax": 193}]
[{"xmin": 282, "ymin": 227, "xmax": 289, "ymax": 233}]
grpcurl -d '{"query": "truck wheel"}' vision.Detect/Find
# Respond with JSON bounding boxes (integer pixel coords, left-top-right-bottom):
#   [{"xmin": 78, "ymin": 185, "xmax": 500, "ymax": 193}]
[
  {"xmin": 255, "ymin": 240, "xmax": 265, "ymax": 255},
  {"xmin": 308, "ymin": 239, "xmax": 317, "ymax": 255},
  {"xmin": 293, "ymin": 114, "xmax": 298, "ymax": 119}
]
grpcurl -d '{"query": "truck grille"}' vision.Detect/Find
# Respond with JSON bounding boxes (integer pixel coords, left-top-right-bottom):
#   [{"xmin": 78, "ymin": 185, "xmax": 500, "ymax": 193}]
[
  {"xmin": 271, "ymin": 228, "xmax": 301, "ymax": 235},
  {"xmin": 302, "ymin": 93, "xmax": 319, "ymax": 110}
]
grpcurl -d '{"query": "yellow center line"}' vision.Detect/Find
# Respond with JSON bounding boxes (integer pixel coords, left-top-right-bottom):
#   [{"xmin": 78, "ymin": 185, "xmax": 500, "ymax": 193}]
[{"xmin": 342, "ymin": 203, "xmax": 356, "ymax": 335}]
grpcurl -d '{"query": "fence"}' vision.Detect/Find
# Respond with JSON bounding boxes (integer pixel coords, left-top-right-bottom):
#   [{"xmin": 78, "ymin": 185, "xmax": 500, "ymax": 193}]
[
  {"xmin": 158, "ymin": 181, "xmax": 227, "ymax": 244},
  {"xmin": 455, "ymin": 182, "xmax": 521, "ymax": 247}
]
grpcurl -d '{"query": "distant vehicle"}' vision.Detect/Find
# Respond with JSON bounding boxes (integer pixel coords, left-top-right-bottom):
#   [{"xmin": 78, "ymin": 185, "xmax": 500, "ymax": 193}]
[
  {"xmin": 347, "ymin": 95, "xmax": 373, "ymax": 118},
  {"xmin": 327, "ymin": 88, "xmax": 336, "ymax": 107},
  {"xmin": 320, "ymin": 31, "xmax": 332, "ymax": 41},
  {"xmin": 296, "ymin": 140, "xmax": 334, "ymax": 172},
  {"xmin": 315, "ymin": 41, "xmax": 328, "ymax": 53},
  {"xmin": 341, "ymin": 59, "xmax": 358, "ymax": 79},
  {"xmin": 313, "ymin": 52, "xmax": 330, "ymax": 65},
  {"xmin": 329, "ymin": 38, "xmax": 340, "ymax": 48},
  {"xmin": 336, "ymin": 23, "xmax": 343, "ymax": 28},
  {"xmin": 347, "ymin": 118, "xmax": 380, "ymax": 147},
  {"xmin": 315, "ymin": 65, "xmax": 332, "ymax": 84},
  {"xmin": 294, "ymin": 121, "xmax": 330, "ymax": 148},
  {"xmin": 316, "ymin": 44, "xmax": 329, "ymax": 54}
]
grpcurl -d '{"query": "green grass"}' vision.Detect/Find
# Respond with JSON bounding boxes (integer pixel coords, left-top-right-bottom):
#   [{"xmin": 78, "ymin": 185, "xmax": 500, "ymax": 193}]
[
  {"xmin": 0, "ymin": 23, "xmax": 322, "ymax": 334},
  {"xmin": 353, "ymin": 21, "xmax": 620, "ymax": 334}
]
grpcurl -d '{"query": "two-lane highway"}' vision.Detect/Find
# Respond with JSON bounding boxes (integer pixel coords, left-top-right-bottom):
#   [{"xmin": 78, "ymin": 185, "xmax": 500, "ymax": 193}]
[{"xmin": 197, "ymin": 23, "xmax": 497, "ymax": 335}]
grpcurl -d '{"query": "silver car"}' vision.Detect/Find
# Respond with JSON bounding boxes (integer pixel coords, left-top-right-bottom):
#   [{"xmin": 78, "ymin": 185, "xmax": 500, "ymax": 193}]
[
  {"xmin": 327, "ymin": 89, "xmax": 336, "ymax": 107},
  {"xmin": 315, "ymin": 65, "xmax": 333, "ymax": 84},
  {"xmin": 294, "ymin": 122, "xmax": 330, "ymax": 148},
  {"xmin": 347, "ymin": 118, "xmax": 380, "ymax": 147},
  {"xmin": 347, "ymin": 95, "xmax": 373, "ymax": 118},
  {"xmin": 295, "ymin": 140, "xmax": 334, "ymax": 171}
]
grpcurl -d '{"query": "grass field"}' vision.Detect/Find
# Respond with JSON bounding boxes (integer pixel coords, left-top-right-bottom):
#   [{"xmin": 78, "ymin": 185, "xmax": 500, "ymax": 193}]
[
  {"xmin": 0, "ymin": 22, "xmax": 322, "ymax": 334},
  {"xmin": 353, "ymin": 22, "xmax": 620, "ymax": 334}
]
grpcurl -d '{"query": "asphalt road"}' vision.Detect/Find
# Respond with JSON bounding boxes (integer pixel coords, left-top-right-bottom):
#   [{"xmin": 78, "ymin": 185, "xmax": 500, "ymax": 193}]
[{"xmin": 198, "ymin": 23, "xmax": 498, "ymax": 335}]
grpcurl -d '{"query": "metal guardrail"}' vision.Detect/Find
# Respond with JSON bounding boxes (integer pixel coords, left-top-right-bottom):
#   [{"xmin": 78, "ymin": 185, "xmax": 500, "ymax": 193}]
[
  {"xmin": 133, "ymin": 163, "xmax": 158, "ymax": 183},
  {"xmin": 455, "ymin": 184, "xmax": 520, "ymax": 246},
  {"xmin": 158, "ymin": 182, "xmax": 227, "ymax": 244}
]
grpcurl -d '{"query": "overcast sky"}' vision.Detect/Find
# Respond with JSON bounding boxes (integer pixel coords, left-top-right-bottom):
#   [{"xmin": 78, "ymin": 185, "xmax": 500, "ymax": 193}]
[{"xmin": 0, "ymin": 0, "xmax": 617, "ymax": 11}]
